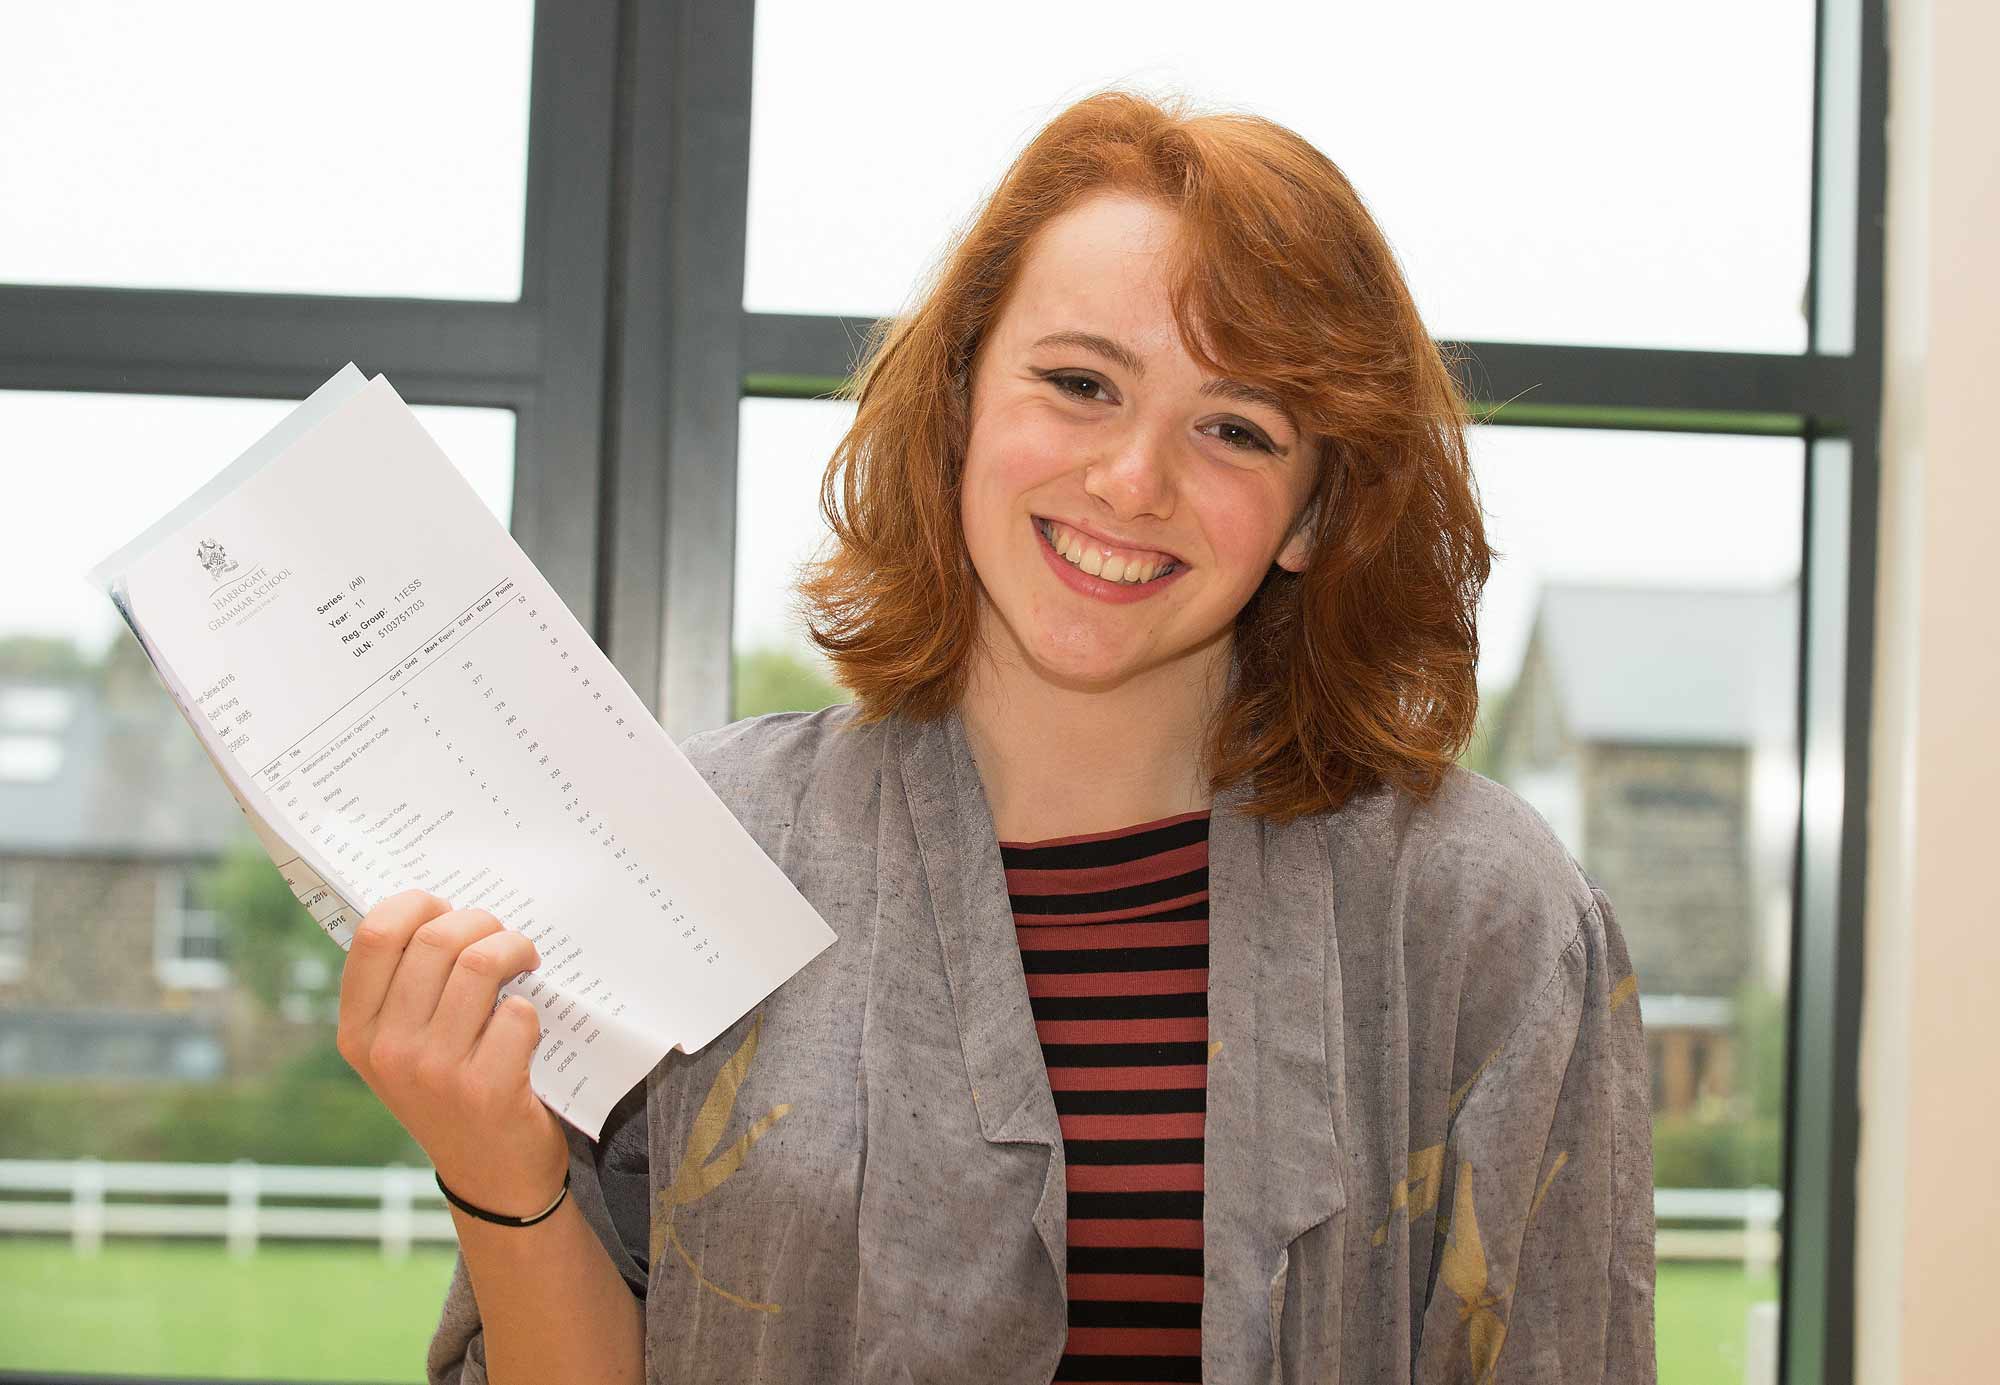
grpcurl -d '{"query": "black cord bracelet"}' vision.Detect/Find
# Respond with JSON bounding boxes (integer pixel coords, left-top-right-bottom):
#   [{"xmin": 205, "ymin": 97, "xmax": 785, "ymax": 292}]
[{"xmin": 435, "ymin": 1166, "xmax": 571, "ymax": 1228}]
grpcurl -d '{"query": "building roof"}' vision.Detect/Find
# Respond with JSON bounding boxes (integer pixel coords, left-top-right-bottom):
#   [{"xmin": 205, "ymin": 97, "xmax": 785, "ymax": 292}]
[
  {"xmin": 1526, "ymin": 580, "xmax": 1799, "ymax": 746},
  {"xmin": 0, "ymin": 669, "xmax": 244, "ymax": 858}
]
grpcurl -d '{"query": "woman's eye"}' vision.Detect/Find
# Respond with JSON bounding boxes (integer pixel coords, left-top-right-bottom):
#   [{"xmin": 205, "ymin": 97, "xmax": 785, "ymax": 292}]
[
  {"xmin": 1050, "ymin": 372, "xmax": 1104, "ymax": 402},
  {"xmin": 1213, "ymin": 421, "xmax": 1275, "ymax": 454}
]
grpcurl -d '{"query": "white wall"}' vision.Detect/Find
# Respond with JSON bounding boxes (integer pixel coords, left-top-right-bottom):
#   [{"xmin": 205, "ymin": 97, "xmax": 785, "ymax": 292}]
[{"xmin": 1857, "ymin": 0, "xmax": 2000, "ymax": 1378}]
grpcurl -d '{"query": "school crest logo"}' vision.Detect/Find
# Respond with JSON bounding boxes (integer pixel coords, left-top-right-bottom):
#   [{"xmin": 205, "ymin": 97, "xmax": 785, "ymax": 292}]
[{"xmin": 195, "ymin": 538, "xmax": 238, "ymax": 581}]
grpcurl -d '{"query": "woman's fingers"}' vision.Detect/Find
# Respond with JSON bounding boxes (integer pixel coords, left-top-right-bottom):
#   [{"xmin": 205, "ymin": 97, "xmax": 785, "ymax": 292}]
[
  {"xmin": 332, "ymin": 892, "xmax": 571, "ymax": 1216},
  {"xmin": 337, "ymin": 890, "xmax": 452, "ymax": 1053},
  {"xmin": 428, "ymin": 929, "xmax": 542, "ymax": 1066},
  {"xmin": 373, "ymin": 906, "xmax": 506, "ymax": 1035},
  {"xmin": 468, "ymin": 994, "xmax": 549, "ymax": 1096}
]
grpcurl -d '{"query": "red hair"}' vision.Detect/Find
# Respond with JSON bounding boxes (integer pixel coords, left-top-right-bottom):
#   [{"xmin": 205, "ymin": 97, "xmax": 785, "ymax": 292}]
[{"xmin": 798, "ymin": 87, "xmax": 1492, "ymax": 822}]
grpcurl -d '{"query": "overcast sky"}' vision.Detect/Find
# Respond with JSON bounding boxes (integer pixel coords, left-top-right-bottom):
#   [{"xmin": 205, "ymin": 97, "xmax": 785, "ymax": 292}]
[{"xmin": 2, "ymin": 0, "xmax": 1813, "ymax": 694}]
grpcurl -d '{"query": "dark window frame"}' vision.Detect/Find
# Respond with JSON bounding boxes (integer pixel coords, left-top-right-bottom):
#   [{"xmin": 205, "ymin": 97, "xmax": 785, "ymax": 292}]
[{"xmin": 0, "ymin": 1, "xmax": 1882, "ymax": 1382}]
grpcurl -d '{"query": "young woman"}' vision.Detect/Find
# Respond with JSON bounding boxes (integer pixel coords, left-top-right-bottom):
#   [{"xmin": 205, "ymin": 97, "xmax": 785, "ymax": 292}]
[{"xmin": 343, "ymin": 89, "xmax": 1656, "ymax": 1383}]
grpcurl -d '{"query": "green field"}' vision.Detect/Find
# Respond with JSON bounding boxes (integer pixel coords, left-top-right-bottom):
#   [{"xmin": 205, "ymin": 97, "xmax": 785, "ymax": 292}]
[
  {"xmin": 0, "ymin": 1238, "xmax": 460, "ymax": 1381},
  {"xmin": 1657, "ymin": 1262, "xmax": 1780, "ymax": 1384},
  {"xmin": 0, "ymin": 1238, "xmax": 1773, "ymax": 1382}
]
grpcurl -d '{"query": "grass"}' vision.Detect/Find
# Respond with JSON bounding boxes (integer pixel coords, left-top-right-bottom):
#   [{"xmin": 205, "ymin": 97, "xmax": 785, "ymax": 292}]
[
  {"xmin": 0, "ymin": 1237, "xmax": 1774, "ymax": 1382},
  {"xmin": 1657, "ymin": 1262, "xmax": 1780, "ymax": 1384},
  {"xmin": 0, "ymin": 1236, "xmax": 459, "ymax": 1381}
]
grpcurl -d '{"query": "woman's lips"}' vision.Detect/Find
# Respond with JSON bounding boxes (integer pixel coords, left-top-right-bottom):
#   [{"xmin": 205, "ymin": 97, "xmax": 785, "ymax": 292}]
[
  {"xmin": 1033, "ymin": 514, "xmax": 1185, "ymax": 568},
  {"xmin": 1031, "ymin": 516, "xmax": 1189, "ymax": 605}
]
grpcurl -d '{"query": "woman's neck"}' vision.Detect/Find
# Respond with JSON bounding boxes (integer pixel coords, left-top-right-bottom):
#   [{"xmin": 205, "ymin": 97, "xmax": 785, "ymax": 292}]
[{"xmin": 959, "ymin": 637, "xmax": 1227, "ymax": 843}]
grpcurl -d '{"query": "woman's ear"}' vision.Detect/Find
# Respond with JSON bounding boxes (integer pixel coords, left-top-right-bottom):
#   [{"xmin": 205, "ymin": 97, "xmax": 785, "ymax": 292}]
[
  {"xmin": 1276, "ymin": 440, "xmax": 1333, "ymax": 574},
  {"xmin": 1275, "ymin": 486, "xmax": 1320, "ymax": 573},
  {"xmin": 1275, "ymin": 521, "xmax": 1313, "ymax": 574}
]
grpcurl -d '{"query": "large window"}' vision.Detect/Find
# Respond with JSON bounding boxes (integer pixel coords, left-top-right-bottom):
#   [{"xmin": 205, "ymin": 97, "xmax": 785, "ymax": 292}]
[
  {"xmin": 1472, "ymin": 430, "xmax": 1803, "ymax": 1382},
  {"xmin": 0, "ymin": 391, "xmax": 516, "ymax": 1375},
  {"xmin": 0, "ymin": 2, "xmax": 1882, "ymax": 1382},
  {"xmin": 0, "ymin": 5, "xmax": 541, "ymax": 1367},
  {"xmin": 0, "ymin": 3, "xmax": 535, "ymax": 300},
  {"xmin": 744, "ymin": 0, "xmax": 1815, "ymax": 353}
]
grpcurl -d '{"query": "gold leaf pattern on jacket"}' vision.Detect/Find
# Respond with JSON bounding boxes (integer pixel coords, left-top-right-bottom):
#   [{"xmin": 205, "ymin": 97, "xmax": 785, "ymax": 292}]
[
  {"xmin": 1370, "ymin": 1141, "xmax": 1446, "ymax": 1247},
  {"xmin": 1609, "ymin": 973, "xmax": 1639, "ymax": 1013},
  {"xmin": 650, "ymin": 1009, "xmax": 792, "ymax": 1314},
  {"xmin": 1438, "ymin": 1157, "xmax": 1510, "ymax": 1383}
]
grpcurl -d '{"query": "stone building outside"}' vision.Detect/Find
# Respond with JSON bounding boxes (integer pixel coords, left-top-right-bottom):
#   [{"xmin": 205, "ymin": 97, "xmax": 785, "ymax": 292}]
[
  {"xmin": 0, "ymin": 633, "xmax": 315, "ymax": 1082},
  {"xmin": 1488, "ymin": 580, "xmax": 1799, "ymax": 1117}
]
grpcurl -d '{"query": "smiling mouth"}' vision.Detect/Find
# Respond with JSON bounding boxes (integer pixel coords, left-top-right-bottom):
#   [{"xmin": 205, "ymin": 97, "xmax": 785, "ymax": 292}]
[{"xmin": 1034, "ymin": 517, "xmax": 1184, "ymax": 584}]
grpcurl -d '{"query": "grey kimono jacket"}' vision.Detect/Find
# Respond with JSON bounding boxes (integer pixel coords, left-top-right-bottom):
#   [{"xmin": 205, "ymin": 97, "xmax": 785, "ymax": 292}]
[{"xmin": 429, "ymin": 702, "xmax": 1656, "ymax": 1383}]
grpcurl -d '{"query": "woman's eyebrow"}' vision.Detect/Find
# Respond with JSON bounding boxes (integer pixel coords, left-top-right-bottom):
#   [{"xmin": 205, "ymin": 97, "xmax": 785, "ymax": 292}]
[
  {"xmin": 1029, "ymin": 329, "xmax": 1296, "ymax": 430},
  {"xmin": 1031, "ymin": 329, "xmax": 1146, "ymax": 375},
  {"xmin": 1198, "ymin": 377, "xmax": 1296, "ymax": 430}
]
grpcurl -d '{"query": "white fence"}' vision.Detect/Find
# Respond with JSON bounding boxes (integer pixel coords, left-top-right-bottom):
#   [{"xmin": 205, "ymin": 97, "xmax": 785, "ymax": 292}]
[
  {"xmin": 1655, "ymin": 1185, "xmax": 1782, "ymax": 1275},
  {"xmin": 0, "ymin": 1159, "xmax": 1783, "ymax": 1269},
  {"xmin": 0, "ymin": 1158, "xmax": 456, "ymax": 1259}
]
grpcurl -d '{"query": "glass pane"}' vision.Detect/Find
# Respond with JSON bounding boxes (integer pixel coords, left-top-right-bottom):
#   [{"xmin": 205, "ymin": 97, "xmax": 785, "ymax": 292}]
[
  {"xmin": 1469, "ymin": 426, "xmax": 1801, "ymax": 1385},
  {"xmin": 732, "ymin": 397, "xmax": 854, "ymax": 719},
  {"xmin": 747, "ymin": 0, "xmax": 1813, "ymax": 352},
  {"xmin": 1, "ymin": 390, "xmax": 513, "ymax": 659},
  {"xmin": 0, "ymin": 389, "xmax": 513, "ymax": 1379},
  {"xmin": 0, "ymin": 2, "xmax": 534, "ymax": 300}
]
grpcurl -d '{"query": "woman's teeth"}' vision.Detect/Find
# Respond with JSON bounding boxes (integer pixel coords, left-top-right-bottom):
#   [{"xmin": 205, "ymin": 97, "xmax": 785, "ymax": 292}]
[{"xmin": 1037, "ymin": 519, "xmax": 1179, "ymax": 584}]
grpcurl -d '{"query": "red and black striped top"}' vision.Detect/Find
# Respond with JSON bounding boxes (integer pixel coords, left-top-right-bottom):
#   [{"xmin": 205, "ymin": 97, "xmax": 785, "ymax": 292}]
[{"xmin": 1000, "ymin": 807, "xmax": 1211, "ymax": 1385}]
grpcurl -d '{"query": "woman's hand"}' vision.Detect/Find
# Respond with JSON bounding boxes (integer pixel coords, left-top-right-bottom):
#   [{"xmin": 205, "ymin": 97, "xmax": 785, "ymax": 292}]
[{"xmin": 336, "ymin": 889, "xmax": 569, "ymax": 1218}]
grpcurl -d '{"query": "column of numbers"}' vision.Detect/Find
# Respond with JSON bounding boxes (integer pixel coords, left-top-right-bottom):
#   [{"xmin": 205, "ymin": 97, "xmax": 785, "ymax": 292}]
[{"xmin": 503, "ymin": 598, "xmax": 722, "ymax": 965}]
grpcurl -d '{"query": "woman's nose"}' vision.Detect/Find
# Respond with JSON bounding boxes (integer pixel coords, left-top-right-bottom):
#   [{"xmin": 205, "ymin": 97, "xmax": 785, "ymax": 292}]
[{"xmin": 1081, "ymin": 426, "xmax": 1176, "ymax": 520}]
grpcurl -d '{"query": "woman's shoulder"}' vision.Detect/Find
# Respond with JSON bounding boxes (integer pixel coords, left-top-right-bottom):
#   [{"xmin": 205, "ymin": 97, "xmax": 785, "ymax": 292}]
[
  {"xmin": 1409, "ymin": 763, "xmax": 1594, "ymax": 917},
  {"xmin": 675, "ymin": 701, "xmax": 888, "ymax": 866},
  {"xmin": 1329, "ymin": 761, "xmax": 1593, "ymax": 917},
  {"xmin": 1326, "ymin": 762, "xmax": 1604, "ymax": 1034},
  {"xmin": 679, "ymin": 701, "xmax": 881, "ymax": 798}
]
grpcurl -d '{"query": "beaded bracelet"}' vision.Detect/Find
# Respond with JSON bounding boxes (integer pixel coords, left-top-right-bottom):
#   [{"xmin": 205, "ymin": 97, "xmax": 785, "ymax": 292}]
[{"xmin": 435, "ymin": 1166, "xmax": 571, "ymax": 1228}]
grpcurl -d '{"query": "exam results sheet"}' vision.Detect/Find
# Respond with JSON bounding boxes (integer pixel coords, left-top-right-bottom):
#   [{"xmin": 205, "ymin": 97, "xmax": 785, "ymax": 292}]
[{"xmin": 86, "ymin": 366, "xmax": 836, "ymax": 1138}]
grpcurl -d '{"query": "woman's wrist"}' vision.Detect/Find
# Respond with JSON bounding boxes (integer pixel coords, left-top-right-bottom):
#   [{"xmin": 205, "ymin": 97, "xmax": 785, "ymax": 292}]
[
  {"xmin": 430, "ymin": 1136, "xmax": 572, "ymax": 1224},
  {"xmin": 436, "ymin": 1164, "xmax": 571, "ymax": 1226}
]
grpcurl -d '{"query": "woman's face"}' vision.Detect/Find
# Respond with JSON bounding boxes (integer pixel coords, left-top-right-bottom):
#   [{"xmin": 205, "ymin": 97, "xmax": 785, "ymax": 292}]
[{"xmin": 960, "ymin": 190, "xmax": 1319, "ymax": 695}]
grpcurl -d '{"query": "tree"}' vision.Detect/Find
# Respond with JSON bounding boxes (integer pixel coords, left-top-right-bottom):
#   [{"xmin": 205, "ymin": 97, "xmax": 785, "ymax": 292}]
[
  {"xmin": 1457, "ymin": 680, "xmax": 1514, "ymax": 779},
  {"xmin": 1735, "ymin": 978, "xmax": 1788, "ymax": 1124},
  {"xmin": 0, "ymin": 633, "xmax": 95, "ymax": 678},
  {"xmin": 731, "ymin": 645, "xmax": 848, "ymax": 721},
  {"xmin": 199, "ymin": 834, "xmax": 338, "ymax": 1023}
]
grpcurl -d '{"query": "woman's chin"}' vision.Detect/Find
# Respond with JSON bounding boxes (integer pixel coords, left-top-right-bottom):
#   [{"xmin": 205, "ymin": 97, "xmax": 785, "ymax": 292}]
[
  {"xmin": 1022, "ymin": 639, "xmax": 1155, "ymax": 691},
  {"xmin": 974, "ymin": 599, "xmax": 1190, "ymax": 690}
]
